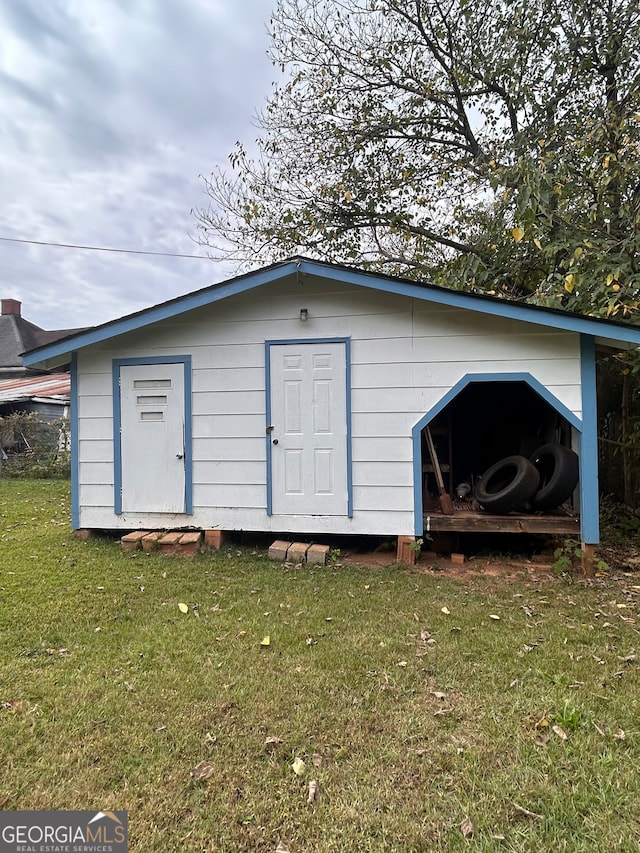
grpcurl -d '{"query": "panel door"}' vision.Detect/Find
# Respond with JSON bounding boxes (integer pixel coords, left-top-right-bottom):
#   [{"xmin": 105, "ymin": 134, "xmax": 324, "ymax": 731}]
[
  {"xmin": 270, "ymin": 342, "xmax": 348, "ymax": 515},
  {"xmin": 119, "ymin": 363, "xmax": 186, "ymax": 513}
]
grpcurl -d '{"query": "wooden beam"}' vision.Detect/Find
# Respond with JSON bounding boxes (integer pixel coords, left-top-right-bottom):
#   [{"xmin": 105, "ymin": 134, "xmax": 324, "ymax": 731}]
[{"xmin": 424, "ymin": 511, "xmax": 580, "ymax": 535}]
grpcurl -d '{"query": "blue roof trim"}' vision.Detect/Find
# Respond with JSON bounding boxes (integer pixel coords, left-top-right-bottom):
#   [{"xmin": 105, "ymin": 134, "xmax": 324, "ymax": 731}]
[
  {"xmin": 22, "ymin": 258, "xmax": 640, "ymax": 367},
  {"xmin": 297, "ymin": 260, "xmax": 640, "ymax": 343}
]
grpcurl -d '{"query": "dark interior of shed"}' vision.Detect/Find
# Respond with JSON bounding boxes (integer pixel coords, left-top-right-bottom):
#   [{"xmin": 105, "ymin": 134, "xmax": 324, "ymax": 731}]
[{"xmin": 423, "ymin": 381, "xmax": 575, "ymax": 504}]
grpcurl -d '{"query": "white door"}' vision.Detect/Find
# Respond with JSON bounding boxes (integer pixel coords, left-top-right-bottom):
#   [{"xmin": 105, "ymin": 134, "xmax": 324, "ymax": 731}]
[
  {"xmin": 119, "ymin": 363, "xmax": 186, "ymax": 513},
  {"xmin": 270, "ymin": 342, "xmax": 348, "ymax": 515}
]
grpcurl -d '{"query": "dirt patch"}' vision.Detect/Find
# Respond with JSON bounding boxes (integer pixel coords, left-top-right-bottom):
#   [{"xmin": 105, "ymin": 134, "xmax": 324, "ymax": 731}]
[{"xmin": 337, "ymin": 543, "xmax": 558, "ymax": 579}]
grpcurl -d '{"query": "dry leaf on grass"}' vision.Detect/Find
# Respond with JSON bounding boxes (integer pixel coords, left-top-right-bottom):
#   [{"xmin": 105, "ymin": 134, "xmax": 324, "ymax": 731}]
[
  {"xmin": 441, "ymin": 606, "xmax": 451, "ymax": 615},
  {"xmin": 264, "ymin": 736, "xmax": 284, "ymax": 749},
  {"xmin": 307, "ymin": 780, "xmax": 318, "ymax": 804},
  {"xmin": 460, "ymin": 816, "xmax": 474, "ymax": 837},
  {"xmin": 275, "ymin": 844, "xmax": 291, "ymax": 853},
  {"xmin": 260, "ymin": 635, "xmax": 271, "ymax": 647},
  {"xmin": 178, "ymin": 602, "xmax": 189, "ymax": 614},
  {"xmin": 190, "ymin": 761, "xmax": 214, "ymax": 780},
  {"xmin": 292, "ymin": 757, "xmax": 306, "ymax": 776},
  {"xmin": 552, "ymin": 724, "xmax": 568, "ymax": 741}
]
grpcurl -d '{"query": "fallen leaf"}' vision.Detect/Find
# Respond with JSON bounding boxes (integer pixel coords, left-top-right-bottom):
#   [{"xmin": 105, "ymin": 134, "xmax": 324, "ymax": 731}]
[
  {"xmin": 312, "ymin": 753, "xmax": 322, "ymax": 767},
  {"xmin": 178, "ymin": 602, "xmax": 189, "ymax": 614},
  {"xmin": 489, "ymin": 614, "xmax": 501, "ymax": 621},
  {"xmin": 441, "ymin": 606, "xmax": 451, "ymax": 615},
  {"xmin": 204, "ymin": 732, "xmax": 217, "ymax": 745},
  {"xmin": 307, "ymin": 780, "xmax": 318, "ymax": 804},
  {"xmin": 292, "ymin": 757, "xmax": 306, "ymax": 776},
  {"xmin": 460, "ymin": 816, "xmax": 474, "ymax": 837},
  {"xmin": 613, "ymin": 729, "xmax": 626, "ymax": 741},
  {"xmin": 260, "ymin": 635, "xmax": 271, "ymax": 647},
  {"xmin": 275, "ymin": 844, "xmax": 291, "ymax": 853},
  {"xmin": 432, "ymin": 691, "xmax": 447, "ymax": 700},
  {"xmin": 264, "ymin": 736, "xmax": 284, "ymax": 749},
  {"xmin": 552, "ymin": 724, "xmax": 568, "ymax": 741},
  {"xmin": 397, "ymin": 660, "xmax": 408, "ymax": 667},
  {"xmin": 190, "ymin": 760, "xmax": 214, "ymax": 780}
]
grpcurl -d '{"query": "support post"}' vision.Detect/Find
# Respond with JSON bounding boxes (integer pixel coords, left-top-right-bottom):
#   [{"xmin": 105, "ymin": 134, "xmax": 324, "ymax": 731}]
[{"xmin": 581, "ymin": 542, "xmax": 595, "ymax": 577}]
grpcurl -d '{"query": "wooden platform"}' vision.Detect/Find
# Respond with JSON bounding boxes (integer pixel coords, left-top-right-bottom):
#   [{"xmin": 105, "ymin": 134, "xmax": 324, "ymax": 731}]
[{"xmin": 423, "ymin": 509, "xmax": 580, "ymax": 535}]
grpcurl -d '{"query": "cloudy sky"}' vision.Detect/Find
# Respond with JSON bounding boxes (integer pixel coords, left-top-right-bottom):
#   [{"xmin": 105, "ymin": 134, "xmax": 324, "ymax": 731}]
[{"xmin": 0, "ymin": 0, "xmax": 275, "ymax": 330}]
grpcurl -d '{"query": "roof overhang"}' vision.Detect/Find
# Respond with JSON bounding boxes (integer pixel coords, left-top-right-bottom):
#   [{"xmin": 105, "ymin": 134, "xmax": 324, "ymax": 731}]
[{"xmin": 22, "ymin": 258, "xmax": 640, "ymax": 369}]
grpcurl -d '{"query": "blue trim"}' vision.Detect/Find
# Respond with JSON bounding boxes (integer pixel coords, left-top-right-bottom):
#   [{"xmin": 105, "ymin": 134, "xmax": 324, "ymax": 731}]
[
  {"xmin": 23, "ymin": 258, "xmax": 640, "ymax": 368},
  {"xmin": 411, "ymin": 372, "xmax": 584, "ymax": 537},
  {"xmin": 579, "ymin": 336, "xmax": 599, "ymax": 543},
  {"xmin": 70, "ymin": 352, "xmax": 80, "ymax": 529},
  {"xmin": 265, "ymin": 337, "xmax": 353, "ymax": 517},
  {"xmin": 112, "ymin": 355, "xmax": 193, "ymax": 515}
]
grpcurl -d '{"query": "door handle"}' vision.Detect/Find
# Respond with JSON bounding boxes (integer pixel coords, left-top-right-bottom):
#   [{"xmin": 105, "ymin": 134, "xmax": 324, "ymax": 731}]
[
  {"xmin": 272, "ymin": 439, "xmax": 279, "ymax": 445},
  {"xmin": 176, "ymin": 452, "xmax": 184, "ymax": 459}
]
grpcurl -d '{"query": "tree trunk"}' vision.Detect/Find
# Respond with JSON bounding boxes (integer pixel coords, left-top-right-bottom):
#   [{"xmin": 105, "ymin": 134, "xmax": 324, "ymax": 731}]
[{"xmin": 622, "ymin": 370, "xmax": 634, "ymax": 505}]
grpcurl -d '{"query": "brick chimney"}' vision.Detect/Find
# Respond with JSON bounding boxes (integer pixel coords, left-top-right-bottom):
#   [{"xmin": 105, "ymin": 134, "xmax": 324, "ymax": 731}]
[{"xmin": 1, "ymin": 299, "xmax": 21, "ymax": 316}]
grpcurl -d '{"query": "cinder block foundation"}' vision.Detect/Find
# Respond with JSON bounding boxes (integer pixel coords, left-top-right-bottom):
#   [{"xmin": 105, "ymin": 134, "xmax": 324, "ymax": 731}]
[
  {"xmin": 307, "ymin": 544, "xmax": 330, "ymax": 565},
  {"xmin": 268, "ymin": 540, "xmax": 291, "ymax": 561}
]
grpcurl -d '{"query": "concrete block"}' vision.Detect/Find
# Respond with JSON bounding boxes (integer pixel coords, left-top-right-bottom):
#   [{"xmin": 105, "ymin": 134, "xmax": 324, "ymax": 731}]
[
  {"xmin": 158, "ymin": 531, "xmax": 183, "ymax": 554},
  {"xmin": 268, "ymin": 540, "xmax": 291, "ymax": 561},
  {"xmin": 141, "ymin": 532, "xmax": 162, "ymax": 552},
  {"xmin": 121, "ymin": 531, "xmax": 147, "ymax": 552},
  {"xmin": 451, "ymin": 552, "xmax": 465, "ymax": 565},
  {"xmin": 177, "ymin": 531, "xmax": 202, "ymax": 556},
  {"xmin": 288, "ymin": 542, "xmax": 310, "ymax": 564},
  {"xmin": 74, "ymin": 529, "xmax": 96, "ymax": 540},
  {"xmin": 204, "ymin": 529, "xmax": 225, "ymax": 550},
  {"xmin": 307, "ymin": 544, "xmax": 330, "ymax": 565}
]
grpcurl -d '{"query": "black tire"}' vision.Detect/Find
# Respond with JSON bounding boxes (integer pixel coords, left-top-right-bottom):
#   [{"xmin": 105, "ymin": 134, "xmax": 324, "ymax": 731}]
[
  {"xmin": 474, "ymin": 455, "xmax": 540, "ymax": 514},
  {"xmin": 529, "ymin": 444, "xmax": 579, "ymax": 510}
]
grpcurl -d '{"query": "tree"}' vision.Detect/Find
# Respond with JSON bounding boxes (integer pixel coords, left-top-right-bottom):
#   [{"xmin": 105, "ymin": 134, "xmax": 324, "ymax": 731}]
[{"xmin": 194, "ymin": 0, "xmax": 640, "ymax": 319}]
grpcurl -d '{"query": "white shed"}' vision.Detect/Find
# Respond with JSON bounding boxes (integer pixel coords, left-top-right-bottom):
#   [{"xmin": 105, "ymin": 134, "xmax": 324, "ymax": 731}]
[{"xmin": 23, "ymin": 258, "xmax": 640, "ymax": 554}]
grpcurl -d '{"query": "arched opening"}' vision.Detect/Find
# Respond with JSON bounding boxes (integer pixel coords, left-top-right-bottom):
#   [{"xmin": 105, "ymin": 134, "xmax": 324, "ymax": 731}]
[{"xmin": 414, "ymin": 375, "xmax": 582, "ymax": 536}]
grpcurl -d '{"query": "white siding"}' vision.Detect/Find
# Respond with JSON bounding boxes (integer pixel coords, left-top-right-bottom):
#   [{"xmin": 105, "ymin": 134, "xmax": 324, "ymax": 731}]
[{"xmin": 75, "ymin": 279, "xmax": 582, "ymax": 535}]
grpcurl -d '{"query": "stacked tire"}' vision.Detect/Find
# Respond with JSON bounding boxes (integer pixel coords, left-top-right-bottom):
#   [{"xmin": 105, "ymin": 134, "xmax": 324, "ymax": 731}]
[{"xmin": 474, "ymin": 444, "xmax": 579, "ymax": 514}]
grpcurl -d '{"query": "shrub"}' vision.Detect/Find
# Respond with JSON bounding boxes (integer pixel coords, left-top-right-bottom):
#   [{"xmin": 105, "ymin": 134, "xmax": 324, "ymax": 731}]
[{"xmin": 0, "ymin": 412, "xmax": 70, "ymax": 479}]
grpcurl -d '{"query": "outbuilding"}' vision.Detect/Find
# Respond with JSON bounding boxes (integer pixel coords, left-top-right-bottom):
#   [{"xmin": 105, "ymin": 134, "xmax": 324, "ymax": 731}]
[{"xmin": 22, "ymin": 258, "xmax": 640, "ymax": 559}]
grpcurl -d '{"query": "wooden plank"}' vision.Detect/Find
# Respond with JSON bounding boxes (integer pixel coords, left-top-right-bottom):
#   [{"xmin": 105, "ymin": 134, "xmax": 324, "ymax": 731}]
[{"xmin": 424, "ymin": 510, "xmax": 579, "ymax": 534}]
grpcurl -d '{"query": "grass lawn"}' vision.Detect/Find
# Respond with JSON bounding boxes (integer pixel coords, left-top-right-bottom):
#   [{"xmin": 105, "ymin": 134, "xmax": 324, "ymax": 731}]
[{"xmin": 0, "ymin": 480, "xmax": 639, "ymax": 852}]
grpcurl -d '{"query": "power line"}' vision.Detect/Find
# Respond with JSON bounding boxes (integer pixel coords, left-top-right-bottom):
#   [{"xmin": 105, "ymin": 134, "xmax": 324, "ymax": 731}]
[{"xmin": 0, "ymin": 235, "xmax": 212, "ymax": 260}]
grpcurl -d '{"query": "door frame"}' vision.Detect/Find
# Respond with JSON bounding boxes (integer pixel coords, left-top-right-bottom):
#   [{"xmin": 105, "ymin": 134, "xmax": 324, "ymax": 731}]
[
  {"xmin": 411, "ymin": 371, "xmax": 588, "ymax": 539},
  {"xmin": 112, "ymin": 355, "xmax": 193, "ymax": 515},
  {"xmin": 265, "ymin": 337, "xmax": 353, "ymax": 517}
]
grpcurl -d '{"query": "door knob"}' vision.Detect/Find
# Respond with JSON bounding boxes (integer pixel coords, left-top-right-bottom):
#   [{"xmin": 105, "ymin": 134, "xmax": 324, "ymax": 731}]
[
  {"xmin": 176, "ymin": 452, "xmax": 184, "ymax": 459},
  {"xmin": 272, "ymin": 439, "xmax": 279, "ymax": 445}
]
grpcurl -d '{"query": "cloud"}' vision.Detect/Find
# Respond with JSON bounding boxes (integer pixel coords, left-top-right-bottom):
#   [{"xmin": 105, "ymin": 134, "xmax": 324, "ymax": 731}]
[{"xmin": 0, "ymin": 0, "xmax": 274, "ymax": 329}]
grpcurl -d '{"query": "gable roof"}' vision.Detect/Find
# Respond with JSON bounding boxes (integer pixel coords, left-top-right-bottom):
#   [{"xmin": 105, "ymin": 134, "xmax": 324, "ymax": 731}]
[
  {"xmin": 0, "ymin": 311, "xmax": 86, "ymax": 372},
  {"xmin": 22, "ymin": 257, "xmax": 640, "ymax": 370}
]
